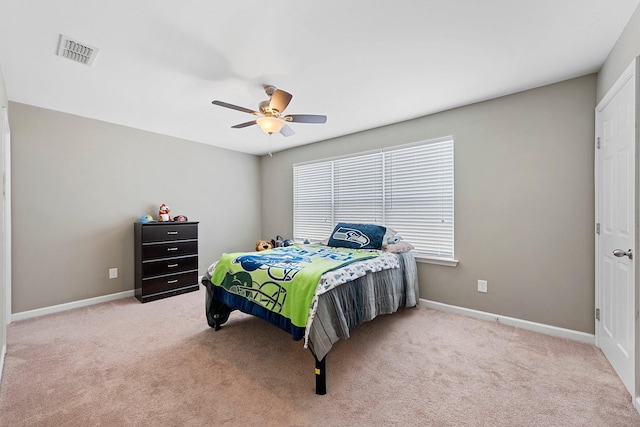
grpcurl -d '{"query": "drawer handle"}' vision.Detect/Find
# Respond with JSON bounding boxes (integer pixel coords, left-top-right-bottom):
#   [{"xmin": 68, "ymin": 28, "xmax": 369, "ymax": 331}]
[
  {"xmin": 167, "ymin": 231, "xmax": 178, "ymax": 235},
  {"xmin": 168, "ymin": 263, "xmax": 179, "ymax": 268},
  {"xmin": 167, "ymin": 279, "xmax": 178, "ymax": 284},
  {"xmin": 167, "ymin": 247, "xmax": 179, "ymax": 251}
]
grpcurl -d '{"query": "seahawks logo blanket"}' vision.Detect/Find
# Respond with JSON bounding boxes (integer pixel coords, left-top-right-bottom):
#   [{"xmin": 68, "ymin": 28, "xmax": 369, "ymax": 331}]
[{"xmin": 209, "ymin": 244, "xmax": 380, "ymax": 339}]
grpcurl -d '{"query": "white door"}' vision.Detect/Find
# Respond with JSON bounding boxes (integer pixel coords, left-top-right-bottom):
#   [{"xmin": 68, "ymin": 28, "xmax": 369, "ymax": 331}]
[{"xmin": 596, "ymin": 58, "xmax": 637, "ymax": 397}]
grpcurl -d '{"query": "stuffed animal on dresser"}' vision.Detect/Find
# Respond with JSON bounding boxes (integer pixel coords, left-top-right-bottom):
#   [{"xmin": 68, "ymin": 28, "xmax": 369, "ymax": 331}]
[{"xmin": 158, "ymin": 204, "xmax": 171, "ymax": 222}]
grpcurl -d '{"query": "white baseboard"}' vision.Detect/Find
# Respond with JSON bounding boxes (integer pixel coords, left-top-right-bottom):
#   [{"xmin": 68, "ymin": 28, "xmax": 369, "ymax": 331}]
[
  {"xmin": 6, "ymin": 293, "xmax": 596, "ymax": 342},
  {"xmin": 11, "ymin": 290, "xmax": 135, "ymax": 323},
  {"xmin": 635, "ymin": 396, "xmax": 640, "ymax": 415},
  {"xmin": 420, "ymin": 299, "xmax": 595, "ymax": 345},
  {"xmin": 0, "ymin": 344, "xmax": 6, "ymax": 386}
]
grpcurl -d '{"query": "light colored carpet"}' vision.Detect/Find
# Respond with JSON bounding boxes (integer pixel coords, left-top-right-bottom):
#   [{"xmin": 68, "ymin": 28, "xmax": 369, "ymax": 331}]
[{"xmin": 1, "ymin": 287, "xmax": 639, "ymax": 426}]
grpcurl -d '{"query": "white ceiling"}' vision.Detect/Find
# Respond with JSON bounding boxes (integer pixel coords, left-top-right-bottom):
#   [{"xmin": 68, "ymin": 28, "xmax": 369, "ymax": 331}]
[{"xmin": 0, "ymin": 1, "xmax": 638, "ymax": 156}]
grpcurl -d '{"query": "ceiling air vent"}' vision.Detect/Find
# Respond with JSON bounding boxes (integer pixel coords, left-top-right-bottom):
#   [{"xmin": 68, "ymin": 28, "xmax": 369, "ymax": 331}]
[{"xmin": 56, "ymin": 35, "xmax": 99, "ymax": 66}]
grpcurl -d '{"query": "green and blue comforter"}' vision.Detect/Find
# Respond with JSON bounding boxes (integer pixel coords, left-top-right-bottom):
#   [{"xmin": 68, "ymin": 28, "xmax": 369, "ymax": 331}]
[{"xmin": 208, "ymin": 244, "xmax": 380, "ymax": 339}]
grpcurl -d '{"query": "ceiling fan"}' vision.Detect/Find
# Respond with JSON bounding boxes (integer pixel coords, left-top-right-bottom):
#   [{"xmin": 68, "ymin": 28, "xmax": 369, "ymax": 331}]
[{"xmin": 212, "ymin": 85, "xmax": 327, "ymax": 137}]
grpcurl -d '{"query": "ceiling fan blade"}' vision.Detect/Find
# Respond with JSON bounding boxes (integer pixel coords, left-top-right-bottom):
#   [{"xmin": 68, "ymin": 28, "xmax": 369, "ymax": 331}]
[
  {"xmin": 212, "ymin": 100, "xmax": 259, "ymax": 115},
  {"xmin": 231, "ymin": 120, "xmax": 257, "ymax": 129},
  {"xmin": 284, "ymin": 114, "xmax": 327, "ymax": 124},
  {"xmin": 269, "ymin": 89, "xmax": 293, "ymax": 114},
  {"xmin": 279, "ymin": 124, "xmax": 295, "ymax": 137}
]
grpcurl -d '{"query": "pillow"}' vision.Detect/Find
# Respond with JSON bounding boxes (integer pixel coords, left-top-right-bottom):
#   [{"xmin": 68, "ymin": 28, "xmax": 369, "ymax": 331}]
[
  {"xmin": 327, "ymin": 222, "xmax": 387, "ymax": 249},
  {"xmin": 383, "ymin": 241, "xmax": 415, "ymax": 253}
]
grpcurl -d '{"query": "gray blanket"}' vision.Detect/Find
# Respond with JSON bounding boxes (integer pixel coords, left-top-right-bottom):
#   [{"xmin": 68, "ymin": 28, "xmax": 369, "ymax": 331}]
[{"xmin": 307, "ymin": 252, "xmax": 419, "ymax": 360}]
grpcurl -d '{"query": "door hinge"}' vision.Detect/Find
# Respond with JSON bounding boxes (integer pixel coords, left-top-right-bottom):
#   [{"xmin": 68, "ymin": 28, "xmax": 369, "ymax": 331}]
[
  {"xmin": 597, "ymin": 137, "xmax": 601, "ymax": 149},
  {"xmin": 596, "ymin": 308, "xmax": 600, "ymax": 321},
  {"xmin": 596, "ymin": 223, "xmax": 600, "ymax": 235}
]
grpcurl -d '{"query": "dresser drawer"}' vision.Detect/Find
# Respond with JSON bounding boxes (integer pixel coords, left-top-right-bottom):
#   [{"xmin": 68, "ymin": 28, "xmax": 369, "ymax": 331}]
[
  {"xmin": 141, "ymin": 271, "xmax": 199, "ymax": 296},
  {"xmin": 142, "ymin": 240, "xmax": 198, "ymax": 260},
  {"xmin": 142, "ymin": 255, "xmax": 198, "ymax": 278},
  {"xmin": 142, "ymin": 224, "xmax": 198, "ymax": 243}
]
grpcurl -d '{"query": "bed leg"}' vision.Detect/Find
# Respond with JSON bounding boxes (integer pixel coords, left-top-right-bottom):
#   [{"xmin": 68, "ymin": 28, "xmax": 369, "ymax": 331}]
[{"xmin": 314, "ymin": 355, "xmax": 326, "ymax": 395}]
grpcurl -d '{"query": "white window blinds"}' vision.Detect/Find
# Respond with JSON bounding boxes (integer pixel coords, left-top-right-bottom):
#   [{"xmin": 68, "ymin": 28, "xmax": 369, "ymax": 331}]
[
  {"xmin": 384, "ymin": 139, "xmax": 454, "ymax": 258},
  {"xmin": 293, "ymin": 161, "xmax": 334, "ymax": 242},
  {"xmin": 334, "ymin": 152, "xmax": 384, "ymax": 224},
  {"xmin": 293, "ymin": 136, "xmax": 454, "ymax": 259}
]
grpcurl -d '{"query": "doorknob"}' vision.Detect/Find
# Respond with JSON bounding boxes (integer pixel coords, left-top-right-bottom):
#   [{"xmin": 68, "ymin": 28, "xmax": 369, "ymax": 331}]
[{"xmin": 613, "ymin": 249, "xmax": 633, "ymax": 260}]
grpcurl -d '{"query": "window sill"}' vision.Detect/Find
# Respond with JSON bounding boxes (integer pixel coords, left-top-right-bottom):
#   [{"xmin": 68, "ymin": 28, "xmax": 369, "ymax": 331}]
[{"xmin": 414, "ymin": 254, "xmax": 459, "ymax": 267}]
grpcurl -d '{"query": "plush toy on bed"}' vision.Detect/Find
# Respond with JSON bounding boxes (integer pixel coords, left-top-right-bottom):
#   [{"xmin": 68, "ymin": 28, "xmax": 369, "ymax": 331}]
[
  {"xmin": 387, "ymin": 234, "xmax": 403, "ymax": 245},
  {"xmin": 256, "ymin": 240, "xmax": 274, "ymax": 251},
  {"xmin": 158, "ymin": 204, "xmax": 171, "ymax": 222}
]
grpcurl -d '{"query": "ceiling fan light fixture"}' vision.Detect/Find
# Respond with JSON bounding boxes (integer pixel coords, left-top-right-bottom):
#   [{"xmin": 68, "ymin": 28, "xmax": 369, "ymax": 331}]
[
  {"xmin": 256, "ymin": 116, "xmax": 285, "ymax": 134},
  {"xmin": 213, "ymin": 86, "xmax": 326, "ymax": 138}
]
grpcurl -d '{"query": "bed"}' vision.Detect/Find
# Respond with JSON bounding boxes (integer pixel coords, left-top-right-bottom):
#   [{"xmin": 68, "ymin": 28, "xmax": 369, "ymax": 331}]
[{"xmin": 201, "ymin": 224, "xmax": 419, "ymax": 395}]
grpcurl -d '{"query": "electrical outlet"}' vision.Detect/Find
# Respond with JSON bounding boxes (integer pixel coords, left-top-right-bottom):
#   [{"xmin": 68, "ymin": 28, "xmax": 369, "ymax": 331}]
[
  {"xmin": 478, "ymin": 279, "xmax": 487, "ymax": 293},
  {"xmin": 109, "ymin": 268, "xmax": 118, "ymax": 279}
]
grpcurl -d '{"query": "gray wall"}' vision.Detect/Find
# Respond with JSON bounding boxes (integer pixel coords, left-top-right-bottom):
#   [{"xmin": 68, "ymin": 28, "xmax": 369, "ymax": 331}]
[
  {"xmin": 261, "ymin": 74, "xmax": 596, "ymax": 333},
  {"xmin": 597, "ymin": 3, "xmax": 640, "ymax": 102},
  {"xmin": 9, "ymin": 102, "xmax": 261, "ymax": 313}
]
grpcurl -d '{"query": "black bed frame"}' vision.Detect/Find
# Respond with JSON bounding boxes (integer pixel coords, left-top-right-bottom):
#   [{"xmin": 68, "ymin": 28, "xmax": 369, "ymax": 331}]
[{"xmin": 209, "ymin": 311, "xmax": 327, "ymax": 395}]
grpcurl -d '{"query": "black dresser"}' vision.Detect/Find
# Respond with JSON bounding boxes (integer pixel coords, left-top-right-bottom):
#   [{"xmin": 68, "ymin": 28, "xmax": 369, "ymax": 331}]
[{"xmin": 134, "ymin": 221, "xmax": 199, "ymax": 303}]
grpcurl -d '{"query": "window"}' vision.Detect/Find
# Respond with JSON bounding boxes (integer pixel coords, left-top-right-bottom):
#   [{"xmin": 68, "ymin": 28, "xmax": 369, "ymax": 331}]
[{"xmin": 293, "ymin": 136, "xmax": 454, "ymax": 261}]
